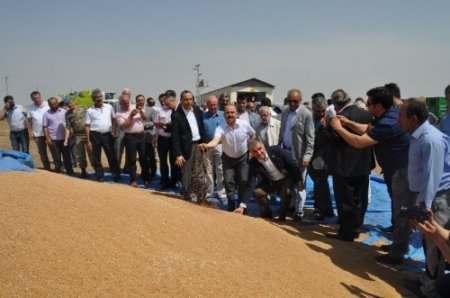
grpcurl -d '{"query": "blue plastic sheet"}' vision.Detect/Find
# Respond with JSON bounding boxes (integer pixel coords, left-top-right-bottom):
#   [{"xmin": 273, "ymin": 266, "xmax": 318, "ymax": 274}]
[{"xmin": 0, "ymin": 149, "xmax": 35, "ymax": 173}]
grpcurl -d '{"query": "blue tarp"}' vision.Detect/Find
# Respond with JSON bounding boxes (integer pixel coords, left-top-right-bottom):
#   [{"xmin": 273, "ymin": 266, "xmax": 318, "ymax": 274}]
[{"xmin": 0, "ymin": 149, "xmax": 35, "ymax": 173}]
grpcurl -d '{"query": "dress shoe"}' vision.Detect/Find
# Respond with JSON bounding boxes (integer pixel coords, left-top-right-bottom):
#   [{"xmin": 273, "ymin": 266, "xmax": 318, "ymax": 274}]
[
  {"xmin": 325, "ymin": 233, "xmax": 354, "ymax": 242},
  {"xmin": 380, "ymin": 225, "xmax": 394, "ymax": 233},
  {"xmin": 96, "ymin": 177, "xmax": 104, "ymax": 183},
  {"xmin": 375, "ymin": 254, "xmax": 403, "ymax": 265},
  {"xmin": 293, "ymin": 212, "xmax": 304, "ymax": 223},
  {"xmin": 379, "ymin": 244, "xmax": 391, "ymax": 252},
  {"xmin": 80, "ymin": 170, "xmax": 88, "ymax": 179},
  {"xmin": 130, "ymin": 181, "xmax": 138, "ymax": 187},
  {"xmin": 313, "ymin": 212, "xmax": 325, "ymax": 221}
]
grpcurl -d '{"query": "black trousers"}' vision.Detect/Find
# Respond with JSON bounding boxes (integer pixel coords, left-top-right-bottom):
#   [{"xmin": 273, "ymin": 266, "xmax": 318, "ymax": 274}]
[
  {"xmin": 144, "ymin": 133, "xmax": 157, "ymax": 178},
  {"xmin": 222, "ymin": 153, "xmax": 249, "ymax": 211},
  {"xmin": 90, "ymin": 131, "xmax": 120, "ymax": 179},
  {"xmin": 125, "ymin": 132, "xmax": 148, "ymax": 183},
  {"xmin": 332, "ymin": 174, "xmax": 369, "ymax": 240},
  {"xmin": 48, "ymin": 139, "xmax": 74, "ymax": 175},
  {"xmin": 309, "ymin": 166, "xmax": 333, "ymax": 216},
  {"xmin": 157, "ymin": 136, "xmax": 180, "ymax": 185},
  {"xmin": 34, "ymin": 136, "xmax": 51, "ymax": 170}
]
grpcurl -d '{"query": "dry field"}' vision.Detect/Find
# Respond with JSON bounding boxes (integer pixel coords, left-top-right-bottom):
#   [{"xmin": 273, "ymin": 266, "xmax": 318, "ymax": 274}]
[{"xmin": 0, "ymin": 121, "xmax": 413, "ymax": 297}]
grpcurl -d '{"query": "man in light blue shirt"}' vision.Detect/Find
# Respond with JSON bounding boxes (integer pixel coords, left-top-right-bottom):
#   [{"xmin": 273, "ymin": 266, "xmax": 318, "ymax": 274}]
[
  {"xmin": 202, "ymin": 95, "xmax": 226, "ymax": 199},
  {"xmin": 440, "ymin": 84, "xmax": 450, "ymax": 137},
  {"xmin": 398, "ymin": 97, "xmax": 450, "ymax": 297}
]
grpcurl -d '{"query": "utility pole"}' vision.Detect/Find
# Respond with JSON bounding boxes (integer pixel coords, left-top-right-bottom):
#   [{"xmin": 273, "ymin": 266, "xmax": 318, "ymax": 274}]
[
  {"xmin": 193, "ymin": 64, "xmax": 208, "ymax": 103},
  {"xmin": 5, "ymin": 76, "xmax": 9, "ymax": 96}
]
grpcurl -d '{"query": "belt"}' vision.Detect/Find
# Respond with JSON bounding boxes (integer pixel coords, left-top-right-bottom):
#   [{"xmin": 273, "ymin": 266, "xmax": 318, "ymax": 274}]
[
  {"xmin": 91, "ymin": 131, "xmax": 111, "ymax": 136},
  {"xmin": 125, "ymin": 132, "xmax": 145, "ymax": 136},
  {"xmin": 192, "ymin": 140, "xmax": 200, "ymax": 144}
]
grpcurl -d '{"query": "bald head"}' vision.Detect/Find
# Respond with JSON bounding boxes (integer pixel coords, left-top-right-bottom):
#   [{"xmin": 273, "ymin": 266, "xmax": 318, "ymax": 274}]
[{"xmin": 207, "ymin": 95, "xmax": 219, "ymax": 116}]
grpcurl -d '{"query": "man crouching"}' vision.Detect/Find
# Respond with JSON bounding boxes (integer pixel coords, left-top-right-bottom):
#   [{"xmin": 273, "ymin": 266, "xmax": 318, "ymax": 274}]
[{"xmin": 239, "ymin": 138, "xmax": 304, "ymax": 220}]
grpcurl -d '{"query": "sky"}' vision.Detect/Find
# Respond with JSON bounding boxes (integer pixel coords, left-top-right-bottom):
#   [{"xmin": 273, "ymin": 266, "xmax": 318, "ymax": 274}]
[{"xmin": 1, "ymin": 0, "xmax": 450, "ymax": 106}]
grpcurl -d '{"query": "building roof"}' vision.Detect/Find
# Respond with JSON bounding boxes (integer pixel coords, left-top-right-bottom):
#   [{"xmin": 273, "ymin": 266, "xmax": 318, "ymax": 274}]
[{"xmin": 202, "ymin": 77, "xmax": 275, "ymax": 95}]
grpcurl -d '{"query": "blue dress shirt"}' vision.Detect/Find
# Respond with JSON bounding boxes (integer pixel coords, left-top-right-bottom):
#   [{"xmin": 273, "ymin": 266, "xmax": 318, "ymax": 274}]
[
  {"xmin": 408, "ymin": 121, "xmax": 450, "ymax": 208},
  {"xmin": 203, "ymin": 110, "xmax": 224, "ymax": 142}
]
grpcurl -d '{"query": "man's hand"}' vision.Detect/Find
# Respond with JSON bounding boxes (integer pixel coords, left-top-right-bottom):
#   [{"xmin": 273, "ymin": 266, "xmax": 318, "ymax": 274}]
[
  {"xmin": 175, "ymin": 156, "xmax": 185, "ymax": 167},
  {"xmin": 233, "ymin": 207, "xmax": 245, "ymax": 214},
  {"xmin": 197, "ymin": 143, "xmax": 208, "ymax": 152},
  {"xmin": 302, "ymin": 159, "xmax": 310, "ymax": 167},
  {"xmin": 130, "ymin": 109, "xmax": 139, "ymax": 117},
  {"xmin": 46, "ymin": 138, "xmax": 52, "ymax": 145},
  {"xmin": 63, "ymin": 140, "xmax": 68, "ymax": 147},
  {"xmin": 154, "ymin": 121, "xmax": 165, "ymax": 129},
  {"xmin": 330, "ymin": 117, "xmax": 343, "ymax": 131},
  {"xmin": 297, "ymin": 180, "xmax": 305, "ymax": 191},
  {"xmin": 87, "ymin": 142, "xmax": 93, "ymax": 151},
  {"xmin": 152, "ymin": 136, "xmax": 158, "ymax": 148}
]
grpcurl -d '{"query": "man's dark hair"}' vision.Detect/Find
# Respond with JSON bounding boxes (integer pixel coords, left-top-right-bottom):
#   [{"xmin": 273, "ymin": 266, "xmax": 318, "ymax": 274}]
[
  {"xmin": 327, "ymin": 99, "xmax": 333, "ymax": 106},
  {"xmin": 260, "ymin": 97, "xmax": 272, "ymax": 107},
  {"xmin": 30, "ymin": 91, "xmax": 40, "ymax": 98},
  {"xmin": 4, "ymin": 95, "xmax": 13, "ymax": 103},
  {"xmin": 354, "ymin": 97, "xmax": 365, "ymax": 103},
  {"xmin": 445, "ymin": 84, "xmax": 450, "ymax": 96},
  {"xmin": 147, "ymin": 97, "xmax": 155, "ymax": 107},
  {"xmin": 331, "ymin": 89, "xmax": 350, "ymax": 105},
  {"xmin": 165, "ymin": 89, "xmax": 176, "ymax": 98},
  {"xmin": 405, "ymin": 97, "xmax": 429, "ymax": 125},
  {"xmin": 366, "ymin": 87, "xmax": 393, "ymax": 109},
  {"xmin": 180, "ymin": 90, "xmax": 193, "ymax": 99},
  {"xmin": 384, "ymin": 83, "xmax": 401, "ymax": 99},
  {"xmin": 135, "ymin": 94, "xmax": 145, "ymax": 100},
  {"xmin": 311, "ymin": 92, "xmax": 325, "ymax": 101}
]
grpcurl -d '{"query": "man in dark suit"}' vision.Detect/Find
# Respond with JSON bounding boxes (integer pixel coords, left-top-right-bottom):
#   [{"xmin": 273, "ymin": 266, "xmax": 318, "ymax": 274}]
[
  {"xmin": 326, "ymin": 89, "xmax": 373, "ymax": 242},
  {"xmin": 171, "ymin": 90, "xmax": 206, "ymax": 200},
  {"xmin": 239, "ymin": 138, "xmax": 304, "ymax": 220}
]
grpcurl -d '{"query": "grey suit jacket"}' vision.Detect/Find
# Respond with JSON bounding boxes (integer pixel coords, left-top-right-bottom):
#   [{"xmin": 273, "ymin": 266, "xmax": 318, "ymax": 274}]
[{"xmin": 278, "ymin": 105, "xmax": 315, "ymax": 162}]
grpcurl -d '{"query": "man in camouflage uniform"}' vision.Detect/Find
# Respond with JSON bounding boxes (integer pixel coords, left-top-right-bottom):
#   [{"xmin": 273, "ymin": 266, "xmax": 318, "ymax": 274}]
[{"xmin": 64, "ymin": 98, "xmax": 93, "ymax": 178}]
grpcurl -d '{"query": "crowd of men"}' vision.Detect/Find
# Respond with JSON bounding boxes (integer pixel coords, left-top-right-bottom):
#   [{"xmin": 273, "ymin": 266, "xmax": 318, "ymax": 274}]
[{"xmin": 2, "ymin": 83, "xmax": 450, "ymax": 297}]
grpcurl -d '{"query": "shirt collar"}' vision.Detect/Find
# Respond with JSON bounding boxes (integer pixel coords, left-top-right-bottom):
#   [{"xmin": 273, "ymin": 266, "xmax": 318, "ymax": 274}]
[{"xmin": 411, "ymin": 120, "xmax": 430, "ymax": 140}]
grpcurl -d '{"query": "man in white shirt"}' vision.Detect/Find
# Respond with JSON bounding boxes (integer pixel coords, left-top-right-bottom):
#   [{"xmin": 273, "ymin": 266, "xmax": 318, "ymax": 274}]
[
  {"xmin": 85, "ymin": 89, "xmax": 121, "ymax": 182},
  {"xmin": 152, "ymin": 90, "xmax": 180, "ymax": 190},
  {"xmin": 198, "ymin": 104, "xmax": 255, "ymax": 213},
  {"xmin": 27, "ymin": 91, "xmax": 51, "ymax": 169},
  {"xmin": 0, "ymin": 95, "xmax": 29, "ymax": 153}
]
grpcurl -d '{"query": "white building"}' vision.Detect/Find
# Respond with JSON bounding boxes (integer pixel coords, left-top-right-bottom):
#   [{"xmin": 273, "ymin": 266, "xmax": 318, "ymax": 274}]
[{"xmin": 199, "ymin": 78, "xmax": 275, "ymax": 104}]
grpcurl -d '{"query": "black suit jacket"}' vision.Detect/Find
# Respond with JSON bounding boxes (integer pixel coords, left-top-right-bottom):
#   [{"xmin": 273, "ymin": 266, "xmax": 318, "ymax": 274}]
[
  {"xmin": 327, "ymin": 104, "xmax": 374, "ymax": 177},
  {"xmin": 242, "ymin": 146, "xmax": 303, "ymax": 205},
  {"xmin": 171, "ymin": 104, "xmax": 205, "ymax": 160}
]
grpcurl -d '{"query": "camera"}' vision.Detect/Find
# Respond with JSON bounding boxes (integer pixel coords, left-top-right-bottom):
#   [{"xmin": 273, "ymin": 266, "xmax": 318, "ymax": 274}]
[{"xmin": 398, "ymin": 205, "xmax": 431, "ymax": 223}]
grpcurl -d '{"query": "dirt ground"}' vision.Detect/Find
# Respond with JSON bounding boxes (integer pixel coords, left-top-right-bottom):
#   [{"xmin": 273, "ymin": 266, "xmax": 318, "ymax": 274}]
[{"xmin": 0, "ymin": 121, "xmax": 414, "ymax": 297}]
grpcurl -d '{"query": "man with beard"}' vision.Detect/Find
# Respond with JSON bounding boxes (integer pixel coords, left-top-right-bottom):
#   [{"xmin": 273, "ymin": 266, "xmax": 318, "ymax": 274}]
[
  {"xmin": 43, "ymin": 97, "xmax": 73, "ymax": 175},
  {"xmin": 0, "ymin": 95, "xmax": 29, "ymax": 153}
]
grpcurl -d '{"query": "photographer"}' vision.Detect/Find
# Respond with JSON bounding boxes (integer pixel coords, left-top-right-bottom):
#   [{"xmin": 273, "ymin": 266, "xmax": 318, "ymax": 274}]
[
  {"xmin": 115, "ymin": 94, "xmax": 148, "ymax": 187},
  {"xmin": 414, "ymin": 217, "xmax": 450, "ymax": 298}
]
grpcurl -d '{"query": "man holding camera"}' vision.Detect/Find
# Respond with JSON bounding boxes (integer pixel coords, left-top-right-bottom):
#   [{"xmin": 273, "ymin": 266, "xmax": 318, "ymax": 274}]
[
  {"xmin": 116, "ymin": 94, "xmax": 148, "ymax": 187},
  {"xmin": 398, "ymin": 97, "xmax": 450, "ymax": 298}
]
